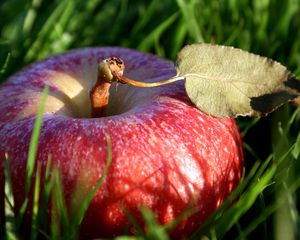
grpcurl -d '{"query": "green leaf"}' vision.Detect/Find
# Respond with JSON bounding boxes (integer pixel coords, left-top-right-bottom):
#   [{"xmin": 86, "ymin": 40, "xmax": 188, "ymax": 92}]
[{"xmin": 176, "ymin": 43, "xmax": 300, "ymax": 118}]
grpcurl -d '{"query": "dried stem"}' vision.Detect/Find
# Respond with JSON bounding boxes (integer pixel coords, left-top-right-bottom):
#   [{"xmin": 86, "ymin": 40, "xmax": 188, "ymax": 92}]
[
  {"xmin": 117, "ymin": 75, "xmax": 184, "ymax": 87},
  {"xmin": 90, "ymin": 57, "xmax": 183, "ymax": 118}
]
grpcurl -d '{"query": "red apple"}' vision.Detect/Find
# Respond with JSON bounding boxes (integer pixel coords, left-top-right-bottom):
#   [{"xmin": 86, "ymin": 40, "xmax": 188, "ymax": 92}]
[{"xmin": 0, "ymin": 47, "xmax": 243, "ymax": 238}]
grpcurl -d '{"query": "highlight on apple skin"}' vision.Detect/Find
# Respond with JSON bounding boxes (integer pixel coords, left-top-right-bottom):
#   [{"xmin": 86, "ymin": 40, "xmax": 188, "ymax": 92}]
[{"xmin": 0, "ymin": 47, "xmax": 244, "ymax": 238}]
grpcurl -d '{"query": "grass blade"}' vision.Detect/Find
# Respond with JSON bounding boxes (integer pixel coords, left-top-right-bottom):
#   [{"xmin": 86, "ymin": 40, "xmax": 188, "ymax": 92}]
[
  {"xmin": 26, "ymin": 86, "xmax": 48, "ymax": 194},
  {"xmin": 30, "ymin": 163, "xmax": 42, "ymax": 240},
  {"xmin": 176, "ymin": 0, "xmax": 203, "ymax": 42},
  {"xmin": 71, "ymin": 133, "xmax": 113, "ymax": 231},
  {"xmin": 0, "ymin": 53, "xmax": 11, "ymax": 77}
]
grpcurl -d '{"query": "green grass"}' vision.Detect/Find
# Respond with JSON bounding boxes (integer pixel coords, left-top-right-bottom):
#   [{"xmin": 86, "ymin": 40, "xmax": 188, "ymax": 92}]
[
  {"xmin": 1, "ymin": 0, "xmax": 300, "ymax": 239},
  {"xmin": 2, "ymin": 89, "xmax": 113, "ymax": 240}
]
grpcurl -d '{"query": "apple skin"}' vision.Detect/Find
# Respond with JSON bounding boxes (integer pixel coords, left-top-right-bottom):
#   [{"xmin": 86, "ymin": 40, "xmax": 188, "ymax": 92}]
[{"xmin": 0, "ymin": 47, "xmax": 243, "ymax": 238}]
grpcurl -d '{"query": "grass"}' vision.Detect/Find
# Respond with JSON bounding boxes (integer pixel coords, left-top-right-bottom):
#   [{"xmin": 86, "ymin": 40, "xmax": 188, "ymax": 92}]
[
  {"xmin": 1, "ymin": 0, "xmax": 300, "ymax": 239},
  {"xmin": 2, "ymin": 88, "xmax": 113, "ymax": 240}
]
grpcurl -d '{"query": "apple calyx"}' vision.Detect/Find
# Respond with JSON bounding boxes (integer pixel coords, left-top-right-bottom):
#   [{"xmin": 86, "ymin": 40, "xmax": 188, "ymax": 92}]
[{"xmin": 90, "ymin": 57, "xmax": 184, "ymax": 117}]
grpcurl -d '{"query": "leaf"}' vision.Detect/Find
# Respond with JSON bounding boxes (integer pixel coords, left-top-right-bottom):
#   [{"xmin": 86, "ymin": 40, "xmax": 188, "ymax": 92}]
[{"xmin": 176, "ymin": 43, "xmax": 300, "ymax": 118}]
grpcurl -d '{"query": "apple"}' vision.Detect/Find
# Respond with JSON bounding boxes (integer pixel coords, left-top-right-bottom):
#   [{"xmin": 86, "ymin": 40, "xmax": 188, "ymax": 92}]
[{"xmin": 0, "ymin": 47, "xmax": 243, "ymax": 238}]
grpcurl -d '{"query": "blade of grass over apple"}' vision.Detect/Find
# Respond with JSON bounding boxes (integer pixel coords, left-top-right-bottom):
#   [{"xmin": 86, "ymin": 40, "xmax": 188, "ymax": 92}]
[
  {"xmin": 30, "ymin": 163, "xmax": 42, "ymax": 240},
  {"xmin": 189, "ymin": 159, "xmax": 264, "ymax": 239},
  {"xmin": 49, "ymin": 134, "xmax": 112, "ymax": 239},
  {"xmin": 191, "ymin": 131, "xmax": 300, "ymax": 239},
  {"xmin": 139, "ymin": 207, "xmax": 169, "ymax": 240},
  {"xmin": 71, "ymin": 133, "xmax": 112, "ymax": 227},
  {"xmin": 11, "ymin": 86, "xmax": 48, "ymax": 235},
  {"xmin": 3, "ymin": 154, "xmax": 17, "ymax": 240},
  {"xmin": 163, "ymin": 207, "xmax": 198, "ymax": 233},
  {"xmin": 192, "ymin": 157, "xmax": 277, "ymax": 240},
  {"xmin": 123, "ymin": 208, "xmax": 145, "ymax": 236},
  {"xmin": 51, "ymin": 169, "xmax": 69, "ymax": 238},
  {"xmin": 3, "ymin": 87, "xmax": 50, "ymax": 239},
  {"xmin": 123, "ymin": 203, "xmax": 198, "ymax": 237},
  {"xmin": 2, "ymin": 80, "xmax": 115, "ymax": 239},
  {"xmin": 26, "ymin": 86, "xmax": 48, "ymax": 194},
  {"xmin": 35, "ymin": 157, "xmax": 54, "ymax": 239},
  {"xmin": 119, "ymin": 207, "xmax": 170, "ymax": 240}
]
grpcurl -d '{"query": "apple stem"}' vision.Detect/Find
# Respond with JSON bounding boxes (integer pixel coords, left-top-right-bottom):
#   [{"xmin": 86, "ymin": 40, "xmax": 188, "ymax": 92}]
[
  {"xmin": 90, "ymin": 81, "xmax": 111, "ymax": 118},
  {"xmin": 90, "ymin": 57, "xmax": 124, "ymax": 117},
  {"xmin": 90, "ymin": 57, "xmax": 184, "ymax": 117},
  {"xmin": 117, "ymin": 75, "xmax": 184, "ymax": 87}
]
